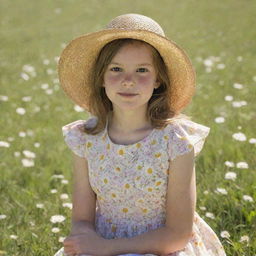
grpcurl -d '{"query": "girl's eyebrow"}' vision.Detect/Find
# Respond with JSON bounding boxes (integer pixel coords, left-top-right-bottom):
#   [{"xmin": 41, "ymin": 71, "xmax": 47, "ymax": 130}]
[{"xmin": 109, "ymin": 62, "xmax": 153, "ymax": 66}]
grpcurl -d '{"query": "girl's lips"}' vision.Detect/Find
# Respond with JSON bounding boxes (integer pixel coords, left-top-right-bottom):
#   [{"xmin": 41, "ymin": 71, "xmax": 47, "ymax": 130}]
[{"xmin": 118, "ymin": 93, "xmax": 138, "ymax": 97}]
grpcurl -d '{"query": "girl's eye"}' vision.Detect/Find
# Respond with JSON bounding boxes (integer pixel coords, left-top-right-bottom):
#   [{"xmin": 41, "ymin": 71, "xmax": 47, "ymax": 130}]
[
  {"xmin": 110, "ymin": 67, "xmax": 122, "ymax": 72},
  {"xmin": 137, "ymin": 68, "xmax": 148, "ymax": 73}
]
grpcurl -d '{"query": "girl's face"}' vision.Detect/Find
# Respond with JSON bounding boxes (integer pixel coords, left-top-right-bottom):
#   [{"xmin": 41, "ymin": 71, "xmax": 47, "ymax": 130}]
[{"xmin": 103, "ymin": 42, "xmax": 159, "ymax": 113}]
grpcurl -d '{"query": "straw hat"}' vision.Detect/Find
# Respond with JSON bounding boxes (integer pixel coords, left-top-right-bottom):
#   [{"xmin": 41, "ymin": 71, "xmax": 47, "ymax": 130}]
[{"xmin": 58, "ymin": 13, "xmax": 196, "ymax": 113}]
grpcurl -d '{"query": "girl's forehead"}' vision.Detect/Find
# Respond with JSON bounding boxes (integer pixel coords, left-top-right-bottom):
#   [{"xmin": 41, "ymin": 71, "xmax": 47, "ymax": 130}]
[{"xmin": 111, "ymin": 42, "xmax": 154, "ymax": 62}]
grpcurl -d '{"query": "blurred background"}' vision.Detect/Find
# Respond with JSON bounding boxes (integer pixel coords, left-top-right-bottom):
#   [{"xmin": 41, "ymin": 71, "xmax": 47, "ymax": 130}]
[{"xmin": 0, "ymin": 0, "xmax": 255, "ymax": 255}]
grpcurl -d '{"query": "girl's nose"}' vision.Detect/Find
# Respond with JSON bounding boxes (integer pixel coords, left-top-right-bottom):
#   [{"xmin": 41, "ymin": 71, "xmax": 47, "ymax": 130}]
[{"xmin": 122, "ymin": 74, "xmax": 134, "ymax": 87}]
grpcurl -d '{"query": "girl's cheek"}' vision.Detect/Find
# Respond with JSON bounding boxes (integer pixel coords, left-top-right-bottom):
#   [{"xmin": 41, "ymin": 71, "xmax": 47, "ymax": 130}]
[{"xmin": 104, "ymin": 73, "xmax": 123, "ymax": 85}]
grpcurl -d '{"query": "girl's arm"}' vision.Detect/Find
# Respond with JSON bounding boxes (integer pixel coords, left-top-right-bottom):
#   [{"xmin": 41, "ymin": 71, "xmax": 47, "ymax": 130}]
[
  {"xmin": 70, "ymin": 152, "xmax": 97, "ymax": 235},
  {"xmin": 105, "ymin": 149, "xmax": 196, "ymax": 255}
]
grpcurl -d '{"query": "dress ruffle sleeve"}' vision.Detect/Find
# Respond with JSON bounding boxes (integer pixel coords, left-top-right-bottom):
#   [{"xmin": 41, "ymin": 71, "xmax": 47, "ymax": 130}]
[
  {"xmin": 168, "ymin": 119, "xmax": 210, "ymax": 161},
  {"xmin": 62, "ymin": 120, "xmax": 88, "ymax": 158}
]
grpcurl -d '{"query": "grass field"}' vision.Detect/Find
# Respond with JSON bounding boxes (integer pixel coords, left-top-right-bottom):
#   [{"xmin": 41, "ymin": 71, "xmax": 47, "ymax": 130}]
[{"xmin": 0, "ymin": 0, "xmax": 256, "ymax": 255}]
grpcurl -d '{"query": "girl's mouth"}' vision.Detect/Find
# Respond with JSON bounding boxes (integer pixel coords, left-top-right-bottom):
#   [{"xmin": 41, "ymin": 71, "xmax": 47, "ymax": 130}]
[{"xmin": 118, "ymin": 93, "xmax": 138, "ymax": 97}]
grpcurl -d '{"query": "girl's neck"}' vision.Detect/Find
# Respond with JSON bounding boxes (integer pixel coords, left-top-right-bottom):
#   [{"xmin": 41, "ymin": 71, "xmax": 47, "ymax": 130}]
[{"xmin": 107, "ymin": 110, "xmax": 152, "ymax": 134}]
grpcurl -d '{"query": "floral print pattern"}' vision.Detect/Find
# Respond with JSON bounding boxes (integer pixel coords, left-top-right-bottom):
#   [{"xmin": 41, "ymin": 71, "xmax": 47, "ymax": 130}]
[{"xmin": 54, "ymin": 117, "xmax": 226, "ymax": 256}]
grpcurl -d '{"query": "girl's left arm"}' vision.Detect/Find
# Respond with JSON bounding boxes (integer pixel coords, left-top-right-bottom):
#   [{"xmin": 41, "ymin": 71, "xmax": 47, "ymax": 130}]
[{"xmin": 105, "ymin": 148, "xmax": 196, "ymax": 256}]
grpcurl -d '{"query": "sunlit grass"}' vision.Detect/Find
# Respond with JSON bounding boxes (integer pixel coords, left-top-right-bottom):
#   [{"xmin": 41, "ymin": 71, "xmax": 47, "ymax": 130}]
[{"xmin": 0, "ymin": 0, "xmax": 255, "ymax": 255}]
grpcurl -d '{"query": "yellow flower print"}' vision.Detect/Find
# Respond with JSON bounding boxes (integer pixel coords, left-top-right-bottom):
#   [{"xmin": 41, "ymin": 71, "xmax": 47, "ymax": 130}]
[
  {"xmin": 135, "ymin": 176, "xmax": 141, "ymax": 181},
  {"xmin": 115, "ymin": 167, "xmax": 121, "ymax": 172},
  {"xmin": 150, "ymin": 139, "xmax": 157, "ymax": 145},
  {"xmin": 103, "ymin": 178, "xmax": 108, "ymax": 184},
  {"xmin": 124, "ymin": 183, "xmax": 131, "ymax": 189},
  {"xmin": 86, "ymin": 142, "xmax": 92, "ymax": 148},
  {"xmin": 147, "ymin": 187, "xmax": 153, "ymax": 192},
  {"xmin": 142, "ymin": 208, "xmax": 148, "ymax": 214},
  {"xmin": 164, "ymin": 135, "xmax": 169, "ymax": 140},
  {"xmin": 100, "ymin": 154, "xmax": 105, "ymax": 160},
  {"xmin": 188, "ymin": 144, "xmax": 193, "ymax": 149},
  {"xmin": 111, "ymin": 225, "xmax": 117, "ymax": 233},
  {"xmin": 180, "ymin": 136, "xmax": 187, "ymax": 140},
  {"xmin": 147, "ymin": 168, "xmax": 153, "ymax": 174},
  {"xmin": 102, "ymin": 134, "xmax": 107, "ymax": 141},
  {"xmin": 155, "ymin": 180, "xmax": 162, "ymax": 186},
  {"xmin": 107, "ymin": 143, "xmax": 110, "ymax": 150},
  {"xmin": 106, "ymin": 218, "xmax": 112, "ymax": 223},
  {"xmin": 122, "ymin": 208, "xmax": 129, "ymax": 213},
  {"xmin": 137, "ymin": 165, "xmax": 142, "ymax": 171},
  {"xmin": 137, "ymin": 198, "xmax": 144, "ymax": 204},
  {"xmin": 154, "ymin": 153, "xmax": 161, "ymax": 158},
  {"xmin": 136, "ymin": 143, "xmax": 141, "ymax": 148},
  {"xmin": 111, "ymin": 193, "xmax": 117, "ymax": 198},
  {"xmin": 188, "ymin": 127, "xmax": 196, "ymax": 134},
  {"xmin": 118, "ymin": 149, "xmax": 125, "ymax": 155}
]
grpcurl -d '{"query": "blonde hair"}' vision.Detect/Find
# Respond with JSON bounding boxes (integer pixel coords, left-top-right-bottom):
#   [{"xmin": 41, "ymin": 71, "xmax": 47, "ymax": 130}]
[{"xmin": 85, "ymin": 39, "xmax": 190, "ymax": 134}]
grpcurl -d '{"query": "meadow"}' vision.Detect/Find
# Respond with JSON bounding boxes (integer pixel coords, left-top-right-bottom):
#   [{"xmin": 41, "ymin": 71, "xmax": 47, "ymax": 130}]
[{"xmin": 0, "ymin": 0, "xmax": 255, "ymax": 255}]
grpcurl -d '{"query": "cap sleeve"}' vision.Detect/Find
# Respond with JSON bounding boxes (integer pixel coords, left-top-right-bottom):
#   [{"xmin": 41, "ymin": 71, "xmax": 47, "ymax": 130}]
[
  {"xmin": 167, "ymin": 119, "xmax": 210, "ymax": 161},
  {"xmin": 62, "ymin": 117, "xmax": 97, "ymax": 158}
]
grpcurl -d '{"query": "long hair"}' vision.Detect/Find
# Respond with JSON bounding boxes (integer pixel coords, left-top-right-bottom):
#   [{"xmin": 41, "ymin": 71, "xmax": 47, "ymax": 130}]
[{"xmin": 84, "ymin": 38, "xmax": 190, "ymax": 134}]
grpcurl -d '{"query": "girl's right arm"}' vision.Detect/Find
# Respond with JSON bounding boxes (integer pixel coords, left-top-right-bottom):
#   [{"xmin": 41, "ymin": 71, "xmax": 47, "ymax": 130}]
[{"xmin": 70, "ymin": 152, "xmax": 96, "ymax": 235}]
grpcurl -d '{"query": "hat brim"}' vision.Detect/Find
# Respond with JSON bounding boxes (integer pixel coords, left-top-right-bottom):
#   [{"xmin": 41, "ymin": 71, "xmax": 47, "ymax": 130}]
[{"xmin": 58, "ymin": 29, "xmax": 196, "ymax": 112}]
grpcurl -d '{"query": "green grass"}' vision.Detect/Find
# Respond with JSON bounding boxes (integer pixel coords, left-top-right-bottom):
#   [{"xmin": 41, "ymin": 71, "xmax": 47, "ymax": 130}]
[{"xmin": 1, "ymin": 0, "xmax": 255, "ymax": 255}]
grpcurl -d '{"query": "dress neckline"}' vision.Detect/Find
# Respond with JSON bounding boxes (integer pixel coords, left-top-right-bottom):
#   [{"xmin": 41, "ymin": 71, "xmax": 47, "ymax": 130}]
[{"xmin": 104, "ymin": 116, "xmax": 156, "ymax": 147}]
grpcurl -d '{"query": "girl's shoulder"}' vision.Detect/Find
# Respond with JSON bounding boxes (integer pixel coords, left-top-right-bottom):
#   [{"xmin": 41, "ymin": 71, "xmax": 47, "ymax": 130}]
[
  {"xmin": 61, "ymin": 117, "xmax": 98, "ymax": 158},
  {"xmin": 163, "ymin": 118, "xmax": 210, "ymax": 160},
  {"xmin": 62, "ymin": 116, "xmax": 98, "ymax": 134}
]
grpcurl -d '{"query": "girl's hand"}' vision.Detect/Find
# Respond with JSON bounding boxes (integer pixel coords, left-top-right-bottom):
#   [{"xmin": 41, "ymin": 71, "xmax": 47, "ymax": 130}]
[{"xmin": 63, "ymin": 229, "xmax": 109, "ymax": 256}]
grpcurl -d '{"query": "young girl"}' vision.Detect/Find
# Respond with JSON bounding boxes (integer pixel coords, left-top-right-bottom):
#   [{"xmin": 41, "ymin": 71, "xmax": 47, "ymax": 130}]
[{"xmin": 54, "ymin": 14, "xmax": 226, "ymax": 256}]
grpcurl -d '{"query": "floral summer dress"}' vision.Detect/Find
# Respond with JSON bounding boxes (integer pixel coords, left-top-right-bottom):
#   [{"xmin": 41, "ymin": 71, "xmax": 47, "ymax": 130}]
[{"xmin": 54, "ymin": 117, "xmax": 226, "ymax": 256}]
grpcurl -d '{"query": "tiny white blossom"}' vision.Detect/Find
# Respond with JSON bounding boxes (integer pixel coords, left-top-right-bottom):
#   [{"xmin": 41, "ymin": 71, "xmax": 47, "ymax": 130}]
[
  {"xmin": 59, "ymin": 236, "xmax": 66, "ymax": 243},
  {"xmin": 43, "ymin": 59, "xmax": 50, "ymax": 65},
  {"xmin": 41, "ymin": 83, "xmax": 49, "ymax": 90},
  {"xmin": 233, "ymin": 83, "xmax": 244, "ymax": 89},
  {"xmin": 60, "ymin": 194, "xmax": 69, "ymax": 200},
  {"xmin": 14, "ymin": 152, "xmax": 21, "ymax": 157},
  {"xmin": 205, "ymin": 212, "xmax": 215, "ymax": 219},
  {"xmin": 54, "ymin": 56, "xmax": 60, "ymax": 62},
  {"xmin": 237, "ymin": 56, "xmax": 243, "ymax": 62},
  {"xmin": 50, "ymin": 215, "xmax": 66, "ymax": 223},
  {"xmin": 74, "ymin": 105, "xmax": 84, "ymax": 112},
  {"xmin": 19, "ymin": 131, "xmax": 26, "ymax": 137},
  {"xmin": 33, "ymin": 106, "xmax": 41, "ymax": 112},
  {"xmin": 7, "ymin": 137, "xmax": 14, "ymax": 142},
  {"xmin": 243, "ymin": 195, "xmax": 253, "ymax": 202},
  {"xmin": 50, "ymin": 189, "xmax": 58, "ymax": 194},
  {"xmin": 16, "ymin": 107, "xmax": 26, "ymax": 115},
  {"xmin": 47, "ymin": 68, "xmax": 54, "ymax": 75},
  {"xmin": 203, "ymin": 190, "xmax": 209, "ymax": 195},
  {"xmin": 23, "ymin": 150, "xmax": 36, "ymax": 158},
  {"xmin": 214, "ymin": 117, "xmax": 225, "ymax": 123},
  {"xmin": 62, "ymin": 203, "xmax": 72, "ymax": 209},
  {"xmin": 216, "ymin": 63, "xmax": 225, "ymax": 69},
  {"xmin": 36, "ymin": 203, "xmax": 44, "ymax": 209},
  {"xmin": 0, "ymin": 141, "xmax": 10, "ymax": 147},
  {"xmin": 52, "ymin": 227, "xmax": 60, "ymax": 233},
  {"xmin": 52, "ymin": 174, "xmax": 65, "ymax": 179},
  {"xmin": 224, "ymin": 161, "xmax": 235, "ymax": 167},
  {"xmin": 21, "ymin": 72, "xmax": 30, "ymax": 80},
  {"xmin": 10, "ymin": 235, "xmax": 18, "ymax": 239},
  {"xmin": 205, "ymin": 67, "xmax": 212, "ymax": 73},
  {"xmin": 22, "ymin": 96, "xmax": 32, "ymax": 102},
  {"xmin": 199, "ymin": 206, "xmax": 206, "ymax": 211},
  {"xmin": 61, "ymin": 179, "xmax": 69, "ymax": 184},
  {"xmin": 0, "ymin": 95, "xmax": 8, "ymax": 101},
  {"xmin": 232, "ymin": 132, "xmax": 246, "ymax": 141},
  {"xmin": 249, "ymin": 138, "xmax": 256, "ymax": 144},
  {"xmin": 224, "ymin": 95, "xmax": 233, "ymax": 101},
  {"xmin": 236, "ymin": 162, "xmax": 248, "ymax": 169},
  {"xmin": 204, "ymin": 59, "xmax": 214, "ymax": 67},
  {"xmin": 239, "ymin": 235, "xmax": 249, "ymax": 243},
  {"xmin": 0, "ymin": 214, "xmax": 7, "ymax": 220},
  {"xmin": 225, "ymin": 172, "xmax": 237, "ymax": 181},
  {"xmin": 46, "ymin": 89, "xmax": 53, "ymax": 95},
  {"xmin": 30, "ymin": 221, "xmax": 35, "ymax": 226},
  {"xmin": 21, "ymin": 158, "xmax": 34, "ymax": 167},
  {"xmin": 34, "ymin": 142, "xmax": 40, "ymax": 148},
  {"xmin": 220, "ymin": 231, "xmax": 230, "ymax": 238},
  {"xmin": 215, "ymin": 188, "xmax": 228, "ymax": 195}
]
